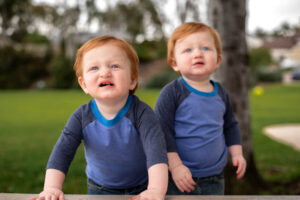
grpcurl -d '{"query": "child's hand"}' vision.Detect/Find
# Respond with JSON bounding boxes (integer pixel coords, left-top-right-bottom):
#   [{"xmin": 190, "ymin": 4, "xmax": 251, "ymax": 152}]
[
  {"xmin": 232, "ymin": 154, "xmax": 246, "ymax": 179},
  {"xmin": 170, "ymin": 164, "xmax": 196, "ymax": 193},
  {"xmin": 29, "ymin": 188, "xmax": 64, "ymax": 200},
  {"xmin": 129, "ymin": 188, "xmax": 165, "ymax": 200}
]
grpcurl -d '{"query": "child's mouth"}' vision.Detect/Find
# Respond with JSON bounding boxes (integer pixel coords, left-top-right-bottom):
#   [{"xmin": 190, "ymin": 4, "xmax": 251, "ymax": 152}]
[
  {"xmin": 194, "ymin": 61, "xmax": 204, "ymax": 65},
  {"xmin": 99, "ymin": 82, "xmax": 114, "ymax": 87}
]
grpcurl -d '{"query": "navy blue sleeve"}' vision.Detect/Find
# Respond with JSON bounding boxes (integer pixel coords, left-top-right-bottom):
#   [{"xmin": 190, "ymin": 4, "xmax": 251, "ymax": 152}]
[
  {"xmin": 130, "ymin": 96, "xmax": 168, "ymax": 169},
  {"xmin": 46, "ymin": 107, "xmax": 84, "ymax": 175},
  {"xmin": 218, "ymin": 84, "xmax": 242, "ymax": 146},
  {"xmin": 154, "ymin": 80, "xmax": 190, "ymax": 152}
]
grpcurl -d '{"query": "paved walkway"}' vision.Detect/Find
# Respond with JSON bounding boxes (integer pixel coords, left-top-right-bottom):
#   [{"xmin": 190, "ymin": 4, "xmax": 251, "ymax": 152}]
[{"xmin": 263, "ymin": 124, "xmax": 300, "ymax": 151}]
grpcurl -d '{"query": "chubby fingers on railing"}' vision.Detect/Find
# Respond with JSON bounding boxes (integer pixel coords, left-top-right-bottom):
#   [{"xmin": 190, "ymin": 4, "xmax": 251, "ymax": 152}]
[
  {"xmin": 29, "ymin": 188, "xmax": 64, "ymax": 200},
  {"xmin": 129, "ymin": 188, "xmax": 165, "ymax": 200}
]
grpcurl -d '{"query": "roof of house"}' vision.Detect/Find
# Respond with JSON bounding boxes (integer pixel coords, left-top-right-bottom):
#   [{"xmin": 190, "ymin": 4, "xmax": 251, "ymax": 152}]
[
  {"xmin": 264, "ymin": 37, "xmax": 295, "ymax": 49},
  {"xmin": 264, "ymin": 29, "xmax": 300, "ymax": 49}
]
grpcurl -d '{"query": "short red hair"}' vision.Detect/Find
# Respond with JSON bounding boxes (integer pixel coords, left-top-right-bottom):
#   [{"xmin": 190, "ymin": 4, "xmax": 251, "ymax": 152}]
[
  {"xmin": 167, "ymin": 22, "xmax": 222, "ymax": 66},
  {"xmin": 73, "ymin": 35, "xmax": 139, "ymax": 94}
]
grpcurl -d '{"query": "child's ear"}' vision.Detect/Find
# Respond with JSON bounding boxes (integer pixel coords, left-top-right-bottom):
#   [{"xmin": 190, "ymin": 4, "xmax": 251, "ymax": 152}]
[
  {"xmin": 78, "ymin": 77, "xmax": 89, "ymax": 94},
  {"xmin": 172, "ymin": 65, "xmax": 180, "ymax": 73},
  {"xmin": 216, "ymin": 55, "xmax": 223, "ymax": 68},
  {"xmin": 170, "ymin": 59, "xmax": 179, "ymax": 72},
  {"xmin": 170, "ymin": 58, "xmax": 177, "ymax": 67},
  {"xmin": 129, "ymin": 78, "xmax": 138, "ymax": 90}
]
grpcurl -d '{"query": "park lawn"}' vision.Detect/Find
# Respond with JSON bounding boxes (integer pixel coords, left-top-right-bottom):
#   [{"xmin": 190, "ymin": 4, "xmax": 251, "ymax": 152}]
[
  {"xmin": 250, "ymin": 84, "xmax": 300, "ymax": 185},
  {"xmin": 0, "ymin": 84, "xmax": 299, "ymax": 194}
]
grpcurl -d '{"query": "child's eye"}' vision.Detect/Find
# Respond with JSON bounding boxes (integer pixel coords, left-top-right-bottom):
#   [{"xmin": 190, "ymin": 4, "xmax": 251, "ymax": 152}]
[
  {"xmin": 111, "ymin": 64, "xmax": 119, "ymax": 69},
  {"xmin": 91, "ymin": 66, "xmax": 99, "ymax": 71},
  {"xmin": 201, "ymin": 47, "xmax": 210, "ymax": 51},
  {"xmin": 184, "ymin": 48, "xmax": 192, "ymax": 53}
]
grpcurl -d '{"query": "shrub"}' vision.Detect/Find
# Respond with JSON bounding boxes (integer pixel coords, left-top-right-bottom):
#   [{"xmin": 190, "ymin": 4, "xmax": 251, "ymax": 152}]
[
  {"xmin": 249, "ymin": 47, "xmax": 275, "ymax": 86},
  {"xmin": 0, "ymin": 46, "xmax": 49, "ymax": 89},
  {"xmin": 133, "ymin": 40, "xmax": 167, "ymax": 63},
  {"xmin": 145, "ymin": 69, "xmax": 178, "ymax": 89},
  {"xmin": 257, "ymin": 68, "xmax": 283, "ymax": 82},
  {"xmin": 48, "ymin": 54, "xmax": 76, "ymax": 89}
]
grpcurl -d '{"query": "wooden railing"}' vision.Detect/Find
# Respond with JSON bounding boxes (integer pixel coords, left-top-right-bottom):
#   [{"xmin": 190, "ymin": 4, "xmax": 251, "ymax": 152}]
[{"xmin": 1, "ymin": 193, "xmax": 299, "ymax": 200}]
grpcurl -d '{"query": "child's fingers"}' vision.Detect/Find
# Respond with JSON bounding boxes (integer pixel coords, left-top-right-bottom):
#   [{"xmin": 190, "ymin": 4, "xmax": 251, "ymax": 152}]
[
  {"xmin": 183, "ymin": 175, "xmax": 196, "ymax": 191},
  {"xmin": 237, "ymin": 168, "xmax": 245, "ymax": 179},
  {"xmin": 175, "ymin": 178, "xmax": 195, "ymax": 193},
  {"xmin": 183, "ymin": 180, "xmax": 195, "ymax": 192},
  {"xmin": 38, "ymin": 196, "xmax": 46, "ymax": 200},
  {"xmin": 29, "ymin": 195, "xmax": 38, "ymax": 200},
  {"xmin": 59, "ymin": 194, "xmax": 64, "ymax": 200},
  {"xmin": 232, "ymin": 158, "xmax": 238, "ymax": 167},
  {"xmin": 185, "ymin": 174, "xmax": 196, "ymax": 185},
  {"xmin": 182, "ymin": 170, "xmax": 196, "ymax": 192},
  {"xmin": 174, "ymin": 180, "xmax": 185, "ymax": 192},
  {"xmin": 128, "ymin": 195, "xmax": 139, "ymax": 200},
  {"xmin": 175, "ymin": 179, "xmax": 192, "ymax": 193},
  {"xmin": 235, "ymin": 160, "xmax": 241, "ymax": 173},
  {"xmin": 235, "ymin": 160, "xmax": 246, "ymax": 179}
]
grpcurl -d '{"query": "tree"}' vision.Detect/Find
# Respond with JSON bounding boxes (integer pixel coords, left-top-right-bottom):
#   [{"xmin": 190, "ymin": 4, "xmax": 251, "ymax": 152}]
[
  {"xmin": 174, "ymin": 0, "xmax": 200, "ymax": 23},
  {"xmin": 83, "ymin": 0, "xmax": 164, "ymax": 42},
  {"xmin": 207, "ymin": 0, "xmax": 265, "ymax": 194},
  {"xmin": 0, "ymin": 0, "xmax": 33, "ymax": 38}
]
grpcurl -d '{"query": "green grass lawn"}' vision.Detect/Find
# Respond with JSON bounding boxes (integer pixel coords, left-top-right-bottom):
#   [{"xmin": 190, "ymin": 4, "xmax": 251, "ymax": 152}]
[
  {"xmin": 0, "ymin": 84, "xmax": 299, "ymax": 194},
  {"xmin": 250, "ymin": 84, "xmax": 300, "ymax": 186}
]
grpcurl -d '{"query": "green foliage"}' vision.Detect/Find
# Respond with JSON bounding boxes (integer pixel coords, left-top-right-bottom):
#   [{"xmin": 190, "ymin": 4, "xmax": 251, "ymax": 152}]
[
  {"xmin": 133, "ymin": 40, "xmax": 167, "ymax": 62},
  {"xmin": 256, "ymin": 68, "xmax": 283, "ymax": 83},
  {"xmin": 249, "ymin": 47, "xmax": 277, "ymax": 85},
  {"xmin": 0, "ymin": 46, "xmax": 50, "ymax": 89},
  {"xmin": 49, "ymin": 54, "xmax": 76, "ymax": 89},
  {"xmin": 253, "ymin": 28, "xmax": 268, "ymax": 38},
  {"xmin": 97, "ymin": 0, "xmax": 164, "ymax": 42},
  {"xmin": 145, "ymin": 68, "xmax": 179, "ymax": 89},
  {"xmin": 21, "ymin": 32, "xmax": 50, "ymax": 44},
  {"xmin": 249, "ymin": 47, "xmax": 273, "ymax": 68}
]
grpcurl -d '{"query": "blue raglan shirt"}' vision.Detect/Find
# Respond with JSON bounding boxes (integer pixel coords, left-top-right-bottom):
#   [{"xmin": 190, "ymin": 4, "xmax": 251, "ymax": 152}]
[
  {"xmin": 47, "ymin": 95, "xmax": 168, "ymax": 189},
  {"xmin": 155, "ymin": 77, "xmax": 241, "ymax": 178}
]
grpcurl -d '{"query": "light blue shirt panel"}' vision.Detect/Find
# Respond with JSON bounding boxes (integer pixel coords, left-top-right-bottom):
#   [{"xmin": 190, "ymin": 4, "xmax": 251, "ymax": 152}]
[
  {"xmin": 82, "ymin": 117, "xmax": 148, "ymax": 189},
  {"xmin": 174, "ymin": 92, "xmax": 228, "ymax": 177}
]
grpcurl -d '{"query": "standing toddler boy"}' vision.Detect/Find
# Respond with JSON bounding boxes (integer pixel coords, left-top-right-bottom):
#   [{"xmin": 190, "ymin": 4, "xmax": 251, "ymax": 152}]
[{"xmin": 155, "ymin": 22, "xmax": 246, "ymax": 195}]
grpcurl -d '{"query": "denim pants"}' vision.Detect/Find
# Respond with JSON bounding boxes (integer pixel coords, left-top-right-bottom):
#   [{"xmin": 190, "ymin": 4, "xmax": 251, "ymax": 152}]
[
  {"xmin": 167, "ymin": 172, "xmax": 224, "ymax": 195},
  {"xmin": 87, "ymin": 178, "xmax": 148, "ymax": 195}
]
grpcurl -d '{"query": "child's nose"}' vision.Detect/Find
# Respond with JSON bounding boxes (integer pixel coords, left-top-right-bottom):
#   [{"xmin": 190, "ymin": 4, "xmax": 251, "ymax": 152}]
[
  {"xmin": 99, "ymin": 66, "xmax": 111, "ymax": 77},
  {"xmin": 193, "ymin": 48, "xmax": 203, "ymax": 57}
]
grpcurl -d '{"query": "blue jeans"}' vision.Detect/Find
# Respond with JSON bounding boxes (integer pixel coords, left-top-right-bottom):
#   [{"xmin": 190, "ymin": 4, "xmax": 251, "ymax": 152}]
[
  {"xmin": 167, "ymin": 172, "xmax": 224, "ymax": 195},
  {"xmin": 87, "ymin": 178, "xmax": 148, "ymax": 195}
]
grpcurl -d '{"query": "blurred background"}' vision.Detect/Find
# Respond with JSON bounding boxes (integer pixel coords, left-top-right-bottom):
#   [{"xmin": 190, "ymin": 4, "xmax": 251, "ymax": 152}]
[{"xmin": 0, "ymin": 0, "xmax": 299, "ymax": 195}]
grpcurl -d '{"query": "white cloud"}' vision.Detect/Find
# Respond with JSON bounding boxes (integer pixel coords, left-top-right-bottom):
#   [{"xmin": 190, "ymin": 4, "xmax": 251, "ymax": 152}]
[{"xmin": 247, "ymin": 0, "xmax": 300, "ymax": 33}]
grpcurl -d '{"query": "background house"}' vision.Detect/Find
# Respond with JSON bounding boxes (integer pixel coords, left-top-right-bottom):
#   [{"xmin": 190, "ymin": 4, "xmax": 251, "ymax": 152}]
[{"xmin": 264, "ymin": 29, "xmax": 300, "ymax": 68}]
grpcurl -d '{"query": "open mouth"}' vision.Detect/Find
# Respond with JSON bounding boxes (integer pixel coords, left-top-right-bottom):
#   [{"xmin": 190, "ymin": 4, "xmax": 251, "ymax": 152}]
[
  {"xmin": 99, "ymin": 82, "xmax": 114, "ymax": 87},
  {"xmin": 194, "ymin": 61, "xmax": 204, "ymax": 65}
]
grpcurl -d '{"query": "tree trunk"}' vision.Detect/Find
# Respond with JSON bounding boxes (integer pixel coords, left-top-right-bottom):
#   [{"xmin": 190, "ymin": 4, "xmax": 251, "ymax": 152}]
[{"xmin": 207, "ymin": 0, "xmax": 266, "ymax": 194}]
